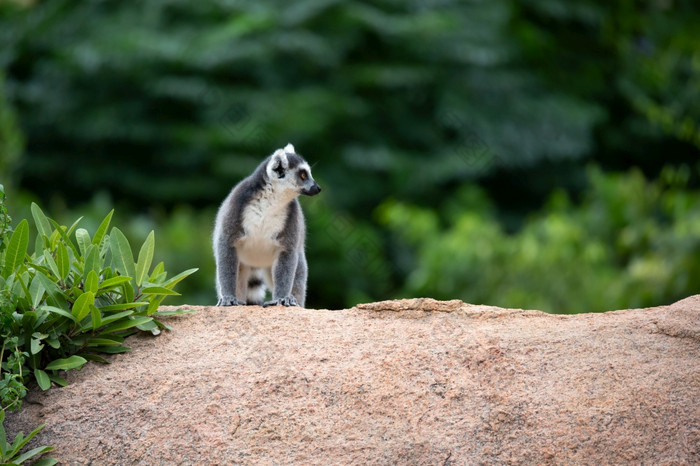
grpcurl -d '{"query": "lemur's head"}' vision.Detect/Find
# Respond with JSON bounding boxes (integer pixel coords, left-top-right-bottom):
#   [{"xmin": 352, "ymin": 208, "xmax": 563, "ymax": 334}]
[{"xmin": 266, "ymin": 144, "xmax": 321, "ymax": 196}]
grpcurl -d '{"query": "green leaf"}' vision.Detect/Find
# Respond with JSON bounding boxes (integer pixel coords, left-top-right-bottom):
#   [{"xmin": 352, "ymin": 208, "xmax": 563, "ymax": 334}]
[
  {"xmin": 85, "ymin": 270, "xmax": 99, "ymax": 294},
  {"xmin": 6, "ymin": 421, "xmax": 49, "ymax": 459},
  {"xmin": 46, "ymin": 338, "xmax": 60, "ymax": 349},
  {"xmin": 110, "ymin": 227, "xmax": 136, "ymax": 285},
  {"xmin": 43, "ymin": 250, "xmax": 61, "ymax": 278},
  {"xmin": 71, "ymin": 291, "xmax": 95, "ymax": 322},
  {"xmin": 123, "ymin": 280, "xmax": 135, "ymax": 303},
  {"xmin": 83, "ymin": 245, "xmax": 100, "ymax": 280},
  {"xmin": 152, "ymin": 308, "xmax": 196, "ymax": 317},
  {"xmin": 69, "ymin": 286, "xmax": 84, "ymax": 301},
  {"xmin": 31, "ymin": 202, "xmax": 53, "ymax": 241},
  {"xmin": 12, "ymin": 445, "xmax": 55, "ymax": 464},
  {"xmin": 0, "ymin": 411, "xmax": 6, "ymax": 455},
  {"xmin": 98, "ymin": 310, "xmax": 134, "ymax": 326},
  {"xmin": 99, "ymin": 234, "xmax": 111, "ymax": 258},
  {"xmin": 149, "ymin": 261, "xmax": 165, "ymax": 282},
  {"xmin": 30, "ymin": 274, "xmax": 46, "ymax": 309},
  {"xmin": 35, "ymin": 273, "xmax": 68, "ymax": 308},
  {"xmin": 49, "ymin": 219, "xmax": 80, "ymax": 256},
  {"xmin": 81, "ymin": 354, "xmax": 112, "ymax": 364},
  {"xmin": 2, "ymin": 218, "xmax": 28, "ymax": 278},
  {"xmin": 98, "ymin": 302, "xmax": 148, "ymax": 312},
  {"xmin": 75, "ymin": 228, "xmax": 91, "ymax": 256},
  {"xmin": 90, "ymin": 346, "xmax": 131, "ymax": 354},
  {"xmin": 65, "ymin": 216, "xmax": 84, "ymax": 238},
  {"xmin": 47, "ymin": 374, "xmax": 67, "ymax": 387},
  {"xmin": 48, "ymin": 229, "xmax": 60, "ymax": 249},
  {"xmin": 90, "ymin": 305, "xmax": 102, "ymax": 331},
  {"xmin": 153, "ymin": 319, "xmax": 173, "ymax": 332},
  {"xmin": 86, "ymin": 337, "xmax": 123, "ymax": 346},
  {"xmin": 16, "ymin": 273, "xmax": 33, "ymax": 310},
  {"xmin": 56, "ymin": 242, "xmax": 70, "ymax": 281},
  {"xmin": 30, "ymin": 338, "xmax": 44, "ymax": 355},
  {"xmin": 146, "ymin": 295, "xmax": 166, "ymax": 315},
  {"xmin": 35, "ymin": 309, "xmax": 49, "ymax": 327},
  {"xmin": 35, "ymin": 231, "xmax": 46, "ymax": 257},
  {"xmin": 136, "ymin": 319, "xmax": 158, "ymax": 332},
  {"xmin": 135, "ymin": 230, "xmax": 155, "ymax": 287},
  {"xmin": 21, "ymin": 311, "xmax": 37, "ymax": 334},
  {"xmin": 45, "ymin": 355, "xmax": 88, "ymax": 371},
  {"xmin": 141, "ymin": 286, "xmax": 181, "ymax": 296},
  {"xmin": 34, "ymin": 369, "xmax": 51, "ymax": 390},
  {"xmin": 92, "ymin": 209, "xmax": 114, "ymax": 246},
  {"xmin": 100, "ymin": 316, "xmax": 153, "ymax": 334},
  {"xmin": 161, "ymin": 267, "xmax": 198, "ymax": 289},
  {"xmin": 40, "ymin": 305, "xmax": 77, "ymax": 323},
  {"xmin": 33, "ymin": 457, "xmax": 59, "ymax": 466},
  {"xmin": 98, "ymin": 275, "xmax": 132, "ymax": 290}
]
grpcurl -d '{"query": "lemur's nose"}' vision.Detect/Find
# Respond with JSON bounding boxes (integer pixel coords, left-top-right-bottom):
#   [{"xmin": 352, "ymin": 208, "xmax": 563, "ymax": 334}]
[{"xmin": 307, "ymin": 183, "xmax": 321, "ymax": 196}]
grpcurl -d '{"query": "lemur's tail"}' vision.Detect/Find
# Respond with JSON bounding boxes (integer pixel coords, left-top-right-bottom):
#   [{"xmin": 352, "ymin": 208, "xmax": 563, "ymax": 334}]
[{"xmin": 247, "ymin": 268, "xmax": 267, "ymax": 305}]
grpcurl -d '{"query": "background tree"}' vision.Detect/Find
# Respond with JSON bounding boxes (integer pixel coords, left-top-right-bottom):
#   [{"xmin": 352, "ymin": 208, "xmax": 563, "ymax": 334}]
[{"xmin": 1, "ymin": 0, "xmax": 698, "ymax": 311}]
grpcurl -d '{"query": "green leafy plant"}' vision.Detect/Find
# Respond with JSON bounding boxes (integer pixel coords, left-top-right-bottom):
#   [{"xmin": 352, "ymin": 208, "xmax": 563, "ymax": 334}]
[
  {"xmin": 0, "ymin": 202, "xmax": 197, "ymax": 396},
  {"xmin": 1, "ymin": 185, "xmax": 24, "ymax": 411},
  {"xmin": 0, "ymin": 337, "xmax": 26, "ymax": 413},
  {"xmin": 1, "ymin": 188, "xmax": 56, "ymax": 465},
  {"xmin": 0, "ymin": 198, "xmax": 196, "ymax": 464},
  {"xmin": 0, "ymin": 410, "xmax": 55, "ymax": 466}
]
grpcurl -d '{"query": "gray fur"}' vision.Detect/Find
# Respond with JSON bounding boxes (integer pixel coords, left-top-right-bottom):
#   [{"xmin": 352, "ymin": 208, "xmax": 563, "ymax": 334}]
[{"xmin": 213, "ymin": 144, "xmax": 320, "ymax": 307}]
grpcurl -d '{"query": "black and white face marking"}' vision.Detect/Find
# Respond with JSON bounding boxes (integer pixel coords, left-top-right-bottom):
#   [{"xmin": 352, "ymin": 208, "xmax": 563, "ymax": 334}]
[
  {"xmin": 295, "ymin": 164, "xmax": 321, "ymax": 196},
  {"xmin": 266, "ymin": 144, "xmax": 321, "ymax": 196}
]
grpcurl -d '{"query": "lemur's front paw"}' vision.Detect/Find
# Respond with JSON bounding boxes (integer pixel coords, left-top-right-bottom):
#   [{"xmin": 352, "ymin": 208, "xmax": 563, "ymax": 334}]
[
  {"xmin": 263, "ymin": 296, "xmax": 299, "ymax": 307},
  {"xmin": 217, "ymin": 295, "xmax": 243, "ymax": 306}
]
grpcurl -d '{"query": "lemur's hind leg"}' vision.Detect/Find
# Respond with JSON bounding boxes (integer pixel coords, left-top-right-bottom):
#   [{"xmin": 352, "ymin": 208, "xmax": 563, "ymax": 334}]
[
  {"xmin": 236, "ymin": 263, "xmax": 250, "ymax": 304},
  {"xmin": 291, "ymin": 252, "xmax": 307, "ymax": 308},
  {"xmin": 263, "ymin": 250, "xmax": 299, "ymax": 307}
]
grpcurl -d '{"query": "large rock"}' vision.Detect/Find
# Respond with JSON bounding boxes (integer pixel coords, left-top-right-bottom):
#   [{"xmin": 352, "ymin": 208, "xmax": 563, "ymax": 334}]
[{"xmin": 6, "ymin": 296, "xmax": 700, "ymax": 464}]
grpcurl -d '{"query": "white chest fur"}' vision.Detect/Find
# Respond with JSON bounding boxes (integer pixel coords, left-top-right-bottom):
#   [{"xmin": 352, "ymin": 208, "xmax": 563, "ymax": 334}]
[{"xmin": 236, "ymin": 187, "xmax": 294, "ymax": 268}]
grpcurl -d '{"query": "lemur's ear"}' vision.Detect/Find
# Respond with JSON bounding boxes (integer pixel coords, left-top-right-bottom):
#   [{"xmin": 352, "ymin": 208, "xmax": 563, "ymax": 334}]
[
  {"xmin": 267, "ymin": 149, "xmax": 289, "ymax": 179},
  {"xmin": 284, "ymin": 143, "xmax": 295, "ymax": 154}
]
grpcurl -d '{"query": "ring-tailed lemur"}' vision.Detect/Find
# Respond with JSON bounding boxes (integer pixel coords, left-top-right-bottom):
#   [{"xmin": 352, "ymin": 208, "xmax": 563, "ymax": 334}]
[{"xmin": 213, "ymin": 144, "xmax": 321, "ymax": 307}]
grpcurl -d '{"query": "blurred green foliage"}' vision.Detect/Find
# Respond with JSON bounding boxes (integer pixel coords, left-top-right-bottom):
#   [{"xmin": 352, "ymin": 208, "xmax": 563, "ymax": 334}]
[
  {"xmin": 0, "ymin": 0, "xmax": 698, "ymax": 311},
  {"xmin": 379, "ymin": 166, "xmax": 700, "ymax": 313},
  {"xmin": 0, "ymin": 73, "xmax": 23, "ymax": 195}
]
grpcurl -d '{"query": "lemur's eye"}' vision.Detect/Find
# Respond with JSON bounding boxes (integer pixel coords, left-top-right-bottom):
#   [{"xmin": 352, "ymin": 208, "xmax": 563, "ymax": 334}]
[{"xmin": 299, "ymin": 170, "xmax": 308, "ymax": 181}]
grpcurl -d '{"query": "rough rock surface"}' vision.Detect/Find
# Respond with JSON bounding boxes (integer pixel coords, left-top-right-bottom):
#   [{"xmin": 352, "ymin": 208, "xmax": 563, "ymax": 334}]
[{"xmin": 6, "ymin": 296, "xmax": 700, "ymax": 465}]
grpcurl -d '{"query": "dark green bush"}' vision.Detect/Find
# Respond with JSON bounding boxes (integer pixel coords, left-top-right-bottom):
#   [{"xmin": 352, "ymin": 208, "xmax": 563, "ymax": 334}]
[
  {"xmin": 379, "ymin": 166, "xmax": 700, "ymax": 313},
  {"xmin": 0, "ymin": 186, "xmax": 57, "ymax": 465},
  {"xmin": 0, "ymin": 191, "xmax": 196, "ymax": 464},
  {"xmin": 1, "ymin": 189, "xmax": 196, "ymax": 416}
]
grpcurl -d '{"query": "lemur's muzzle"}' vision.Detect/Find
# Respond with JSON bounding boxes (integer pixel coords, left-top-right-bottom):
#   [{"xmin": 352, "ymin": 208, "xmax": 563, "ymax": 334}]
[{"xmin": 302, "ymin": 182, "xmax": 321, "ymax": 196}]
